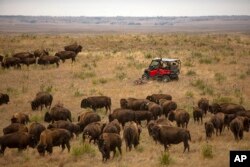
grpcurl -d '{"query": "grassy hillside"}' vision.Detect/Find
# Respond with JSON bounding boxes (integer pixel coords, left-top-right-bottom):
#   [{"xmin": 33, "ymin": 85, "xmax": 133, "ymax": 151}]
[{"xmin": 0, "ymin": 33, "xmax": 250, "ymax": 167}]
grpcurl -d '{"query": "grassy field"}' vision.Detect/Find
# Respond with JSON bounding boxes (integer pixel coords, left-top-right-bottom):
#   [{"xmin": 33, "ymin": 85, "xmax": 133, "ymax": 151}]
[{"xmin": 0, "ymin": 33, "xmax": 250, "ymax": 167}]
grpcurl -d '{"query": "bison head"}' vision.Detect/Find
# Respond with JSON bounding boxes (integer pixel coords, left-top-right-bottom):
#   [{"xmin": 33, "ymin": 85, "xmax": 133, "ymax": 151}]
[
  {"xmin": 151, "ymin": 125, "xmax": 161, "ymax": 142},
  {"xmin": 31, "ymin": 101, "xmax": 38, "ymax": 111},
  {"xmin": 76, "ymin": 45, "xmax": 82, "ymax": 54},
  {"xmin": 3, "ymin": 94, "xmax": 9, "ymax": 104},
  {"xmin": 108, "ymin": 114, "xmax": 114, "ymax": 122},
  {"xmin": 168, "ymin": 111, "xmax": 175, "ymax": 122},
  {"xmin": 208, "ymin": 103, "xmax": 221, "ymax": 114},
  {"xmin": 28, "ymin": 134, "xmax": 37, "ymax": 148},
  {"xmin": 73, "ymin": 124, "xmax": 81, "ymax": 136},
  {"xmin": 37, "ymin": 144, "xmax": 46, "ymax": 156},
  {"xmin": 81, "ymin": 99, "xmax": 90, "ymax": 108},
  {"xmin": 44, "ymin": 112, "xmax": 52, "ymax": 123},
  {"xmin": 120, "ymin": 99, "xmax": 128, "ymax": 109}
]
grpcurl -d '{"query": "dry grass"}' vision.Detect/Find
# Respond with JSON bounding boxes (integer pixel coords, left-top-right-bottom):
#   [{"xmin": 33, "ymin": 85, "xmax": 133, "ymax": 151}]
[{"xmin": 0, "ymin": 33, "xmax": 250, "ymax": 167}]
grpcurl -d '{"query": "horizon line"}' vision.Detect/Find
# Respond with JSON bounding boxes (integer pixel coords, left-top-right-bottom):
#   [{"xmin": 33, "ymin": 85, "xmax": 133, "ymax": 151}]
[{"xmin": 0, "ymin": 14, "xmax": 250, "ymax": 17}]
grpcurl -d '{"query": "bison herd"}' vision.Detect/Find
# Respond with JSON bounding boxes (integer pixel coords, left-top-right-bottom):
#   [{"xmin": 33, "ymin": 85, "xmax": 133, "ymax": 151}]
[
  {"xmin": 0, "ymin": 92, "xmax": 250, "ymax": 162},
  {"xmin": 0, "ymin": 44, "xmax": 82, "ymax": 69}
]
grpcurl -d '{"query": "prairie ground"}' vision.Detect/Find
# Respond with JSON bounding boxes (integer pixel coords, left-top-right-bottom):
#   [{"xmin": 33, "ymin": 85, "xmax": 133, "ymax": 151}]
[{"xmin": 0, "ymin": 33, "xmax": 250, "ymax": 167}]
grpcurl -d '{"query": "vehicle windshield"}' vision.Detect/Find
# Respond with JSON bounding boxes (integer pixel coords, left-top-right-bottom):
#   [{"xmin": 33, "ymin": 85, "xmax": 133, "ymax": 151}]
[{"xmin": 149, "ymin": 60, "xmax": 160, "ymax": 68}]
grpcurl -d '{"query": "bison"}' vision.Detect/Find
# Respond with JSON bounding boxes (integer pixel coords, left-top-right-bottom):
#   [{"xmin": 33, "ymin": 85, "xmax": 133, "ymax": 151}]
[
  {"xmin": 44, "ymin": 104, "xmax": 72, "ymax": 123},
  {"xmin": 204, "ymin": 121, "xmax": 215, "ymax": 139},
  {"xmin": 12, "ymin": 52, "xmax": 34, "ymax": 60},
  {"xmin": 97, "ymin": 133, "xmax": 122, "ymax": 161},
  {"xmin": 64, "ymin": 44, "xmax": 82, "ymax": 54},
  {"xmin": 108, "ymin": 108, "xmax": 135, "ymax": 128},
  {"xmin": 34, "ymin": 49, "xmax": 49, "ymax": 58},
  {"xmin": 82, "ymin": 122, "xmax": 105, "ymax": 144},
  {"xmin": 168, "ymin": 109, "xmax": 190, "ymax": 128},
  {"xmin": 11, "ymin": 112, "xmax": 30, "ymax": 124},
  {"xmin": 55, "ymin": 51, "xmax": 77, "ymax": 63},
  {"xmin": 0, "ymin": 132, "xmax": 36, "ymax": 155},
  {"xmin": 77, "ymin": 111, "xmax": 101, "ymax": 131},
  {"xmin": 159, "ymin": 99, "xmax": 177, "ymax": 117},
  {"xmin": 31, "ymin": 92, "xmax": 53, "ymax": 111},
  {"xmin": 141, "ymin": 102, "xmax": 162, "ymax": 120},
  {"xmin": 3, "ymin": 123, "xmax": 28, "ymax": 135},
  {"xmin": 28, "ymin": 122, "xmax": 46, "ymax": 145},
  {"xmin": 20, "ymin": 57, "xmax": 36, "ymax": 67},
  {"xmin": 103, "ymin": 119, "xmax": 121, "ymax": 134},
  {"xmin": 48, "ymin": 120, "xmax": 80, "ymax": 137},
  {"xmin": 198, "ymin": 98, "xmax": 209, "ymax": 115},
  {"xmin": 0, "ymin": 93, "xmax": 9, "ymax": 105},
  {"xmin": 151, "ymin": 125, "xmax": 191, "ymax": 152},
  {"xmin": 193, "ymin": 107, "xmax": 203, "ymax": 124},
  {"xmin": 209, "ymin": 103, "xmax": 245, "ymax": 114},
  {"xmin": 210, "ymin": 112, "xmax": 225, "ymax": 136},
  {"xmin": 81, "ymin": 96, "xmax": 111, "ymax": 114},
  {"xmin": 120, "ymin": 98, "xmax": 149, "ymax": 111},
  {"xmin": 146, "ymin": 94, "xmax": 172, "ymax": 104},
  {"xmin": 37, "ymin": 55, "xmax": 60, "ymax": 67},
  {"xmin": 1, "ymin": 57, "xmax": 21, "ymax": 69},
  {"xmin": 123, "ymin": 121, "xmax": 141, "ymax": 151},
  {"xmin": 37, "ymin": 129, "xmax": 71, "ymax": 156},
  {"xmin": 134, "ymin": 110, "xmax": 153, "ymax": 125},
  {"xmin": 230, "ymin": 116, "xmax": 249, "ymax": 141}
]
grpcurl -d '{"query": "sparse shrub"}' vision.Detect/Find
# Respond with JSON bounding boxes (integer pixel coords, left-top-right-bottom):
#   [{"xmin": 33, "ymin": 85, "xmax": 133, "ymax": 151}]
[
  {"xmin": 185, "ymin": 91, "xmax": 194, "ymax": 98},
  {"xmin": 246, "ymin": 69, "xmax": 250, "ymax": 75},
  {"xmin": 159, "ymin": 152, "xmax": 172, "ymax": 166},
  {"xmin": 144, "ymin": 52, "xmax": 152, "ymax": 59},
  {"xmin": 40, "ymin": 84, "xmax": 53, "ymax": 93},
  {"xmin": 92, "ymin": 78, "xmax": 108, "ymax": 85},
  {"xmin": 202, "ymin": 144, "xmax": 213, "ymax": 159},
  {"xmin": 6, "ymin": 87, "xmax": 18, "ymax": 95},
  {"xmin": 214, "ymin": 73, "xmax": 226, "ymax": 84},
  {"xmin": 199, "ymin": 58, "xmax": 212, "ymax": 64},
  {"xmin": 29, "ymin": 114, "xmax": 43, "ymax": 122},
  {"xmin": 116, "ymin": 72, "xmax": 127, "ymax": 80},
  {"xmin": 74, "ymin": 89, "xmax": 84, "ymax": 97},
  {"xmin": 191, "ymin": 79, "xmax": 213, "ymax": 95},
  {"xmin": 135, "ymin": 145, "xmax": 144, "ymax": 153},
  {"xmin": 191, "ymin": 52, "xmax": 203, "ymax": 58},
  {"xmin": 229, "ymin": 60, "xmax": 237, "ymax": 64},
  {"xmin": 186, "ymin": 70, "xmax": 196, "ymax": 76},
  {"xmin": 71, "ymin": 143, "xmax": 96, "ymax": 157},
  {"xmin": 239, "ymin": 74, "xmax": 246, "ymax": 80},
  {"xmin": 74, "ymin": 71, "xmax": 96, "ymax": 80}
]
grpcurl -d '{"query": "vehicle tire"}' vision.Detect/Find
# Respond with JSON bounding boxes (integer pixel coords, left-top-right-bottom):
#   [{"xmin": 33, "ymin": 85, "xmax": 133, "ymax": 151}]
[
  {"xmin": 162, "ymin": 75, "xmax": 171, "ymax": 82},
  {"xmin": 142, "ymin": 73, "xmax": 149, "ymax": 80}
]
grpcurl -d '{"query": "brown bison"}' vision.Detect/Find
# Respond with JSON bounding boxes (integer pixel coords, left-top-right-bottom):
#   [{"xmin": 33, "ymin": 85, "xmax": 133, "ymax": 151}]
[
  {"xmin": 77, "ymin": 111, "xmax": 101, "ymax": 131},
  {"xmin": 141, "ymin": 102, "xmax": 163, "ymax": 120},
  {"xmin": 147, "ymin": 118, "xmax": 174, "ymax": 139},
  {"xmin": 146, "ymin": 94, "xmax": 172, "ymax": 104},
  {"xmin": 34, "ymin": 49, "xmax": 49, "ymax": 58},
  {"xmin": 44, "ymin": 104, "xmax": 72, "ymax": 123},
  {"xmin": 81, "ymin": 96, "xmax": 112, "ymax": 114},
  {"xmin": 31, "ymin": 92, "xmax": 53, "ymax": 111},
  {"xmin": 168, "ymin": 109, "xmax": 190, "ymax": 128},
  {"xmin": 224, "ymin": 114, "xmax": 237, "ymax": 130},
  {"xmin": 198, "ymin": 98, "xmax": 209, "ymax": 115},
  {"xmin": 55, "ymin": 51, "xmax": 76, "ymax": 63},
  {"xmin": 123, "ymin": 121, "xmax": 141, "ymax": 151},
  {"xmin": 204, "ymin": 121, "xmax": 215, "ymax": 139},
  {"xmin": 38, "ymin": 55, "xmax": 60, "ymax": 67},
  {"xmin": 209, "ymin": 103, "xmax": 245, "ymax": 114},
  {"xmin": 109, "ymin": 108, "xmax": 135, "ymax": 128},
  {"xmin": 193, "ymin": 107, "xmax": 203, "ymax": 124},
  {"xmin": 159, "ymin": 99, "xmax": 177, "ymax": 117},
  {"xmin": 134, "ymin": 110, "xmax": 153, "ymax": 125},
  {"xmin": 230, "ymin": 116, "xmax": 249, "ymax": 141},
  {"xmin": 12, "ymin": 52, "xmax": 34, "ymax": 59},
  {"xmin": 3, "ymin": 123, "xmax": 28, "ymax": 135},
  {"xmin": 64, "ymin": 44, "xmax": 82, "ymax": 54},
  {"xmin": 37, "ymin": 129, "xmax": 71, "ymax": 156},
  {"xmin": 47, "ymin": 120, "xmax": 81, "ymax": 137},
  {"xmin": 210, "ymin": 112, "xmax": 225, "ymax": 136},
  {"xmin": 1, "ymin": 57, "xmax": 21, "ymax": 69},
  {"xmin": 0, "ymin": 55, "xmax": 3, "ymax": 62},
  {"xmin": 0, "ymin": 132, "xmax": 36, "ymax": 155},
  {"xmin": 103, "ymin": 119, "xmax": 121, "ymax": 134},
  {"xmin": 28, "ymin": 122, "xmax": 46, "ymax": 145},
  {"xmin": 20, "ymin": 57, "xmax": 36, "ymax": 67},
  {"xmin": 0, "ymin": 93, "xmax": 9, "ymax": 105},
  {"xmin": 82, "ymin": 122, "xmax": 105, "ymax": 144},
  {"xmin": 120, "ymin": 98, "xmax": 149, "ymax": 110},
  {"xmin": 11, "ymin": 112, "xmax": 30, "ymax": 124},
  {"xmin": 151, "ymin": 125, "xmax": 191, "ymax": 152},
  {"xmin": 97, "ymin": 133, "xmax": 122, "ymax": 161}
]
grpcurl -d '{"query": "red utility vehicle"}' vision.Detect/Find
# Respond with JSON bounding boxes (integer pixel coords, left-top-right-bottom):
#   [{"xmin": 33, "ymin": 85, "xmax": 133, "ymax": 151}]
[{"xmin": 142, "ymin": 58, "xmax": 181, "ymax": 82}]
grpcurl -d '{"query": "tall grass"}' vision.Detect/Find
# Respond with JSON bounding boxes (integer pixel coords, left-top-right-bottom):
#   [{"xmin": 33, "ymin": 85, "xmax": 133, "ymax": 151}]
[{"xmin": 71, "ymin": 143, "xmax": 96, "ymax": 157}]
